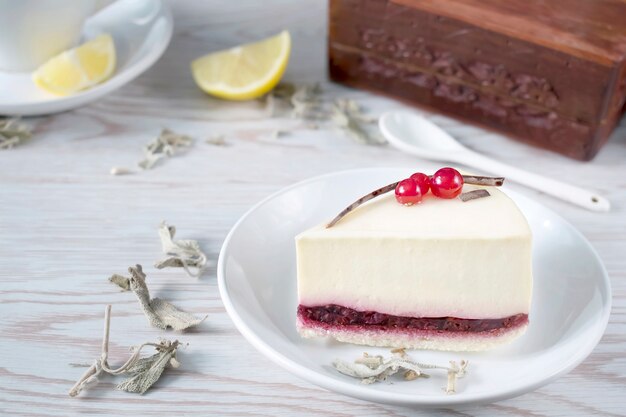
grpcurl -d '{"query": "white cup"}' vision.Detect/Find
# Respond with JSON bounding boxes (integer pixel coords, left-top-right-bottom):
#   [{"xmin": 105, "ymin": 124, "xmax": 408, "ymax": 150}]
[{"xmin": 0, "ymin": 0, "xmax": 112, "ymax": 72}]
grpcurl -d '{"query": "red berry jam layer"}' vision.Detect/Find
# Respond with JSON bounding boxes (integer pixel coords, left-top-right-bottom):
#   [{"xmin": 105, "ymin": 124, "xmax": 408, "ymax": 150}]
[{"xmin": 298, "ymin": 304, "xmax": 527, "ymax": 333}]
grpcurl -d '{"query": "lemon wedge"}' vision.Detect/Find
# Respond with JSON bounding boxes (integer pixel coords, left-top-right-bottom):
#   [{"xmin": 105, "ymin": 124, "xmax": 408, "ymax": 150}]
[
  {"xmin": 33, "ymin": 34, "xmax": 116, "ymax": 96},
  {"xmin": 191, "ymin": 31, "xmax": 291, "ymax": 100}
]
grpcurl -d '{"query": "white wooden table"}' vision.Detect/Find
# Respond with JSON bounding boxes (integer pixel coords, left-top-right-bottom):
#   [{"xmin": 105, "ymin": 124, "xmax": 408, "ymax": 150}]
[{"xmin": 1, "ymin": 1, "xmax": 625, "ymax": 416}]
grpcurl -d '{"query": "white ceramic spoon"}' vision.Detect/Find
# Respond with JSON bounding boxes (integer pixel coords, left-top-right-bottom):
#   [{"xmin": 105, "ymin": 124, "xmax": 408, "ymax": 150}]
[{"xmin": 379, "ymin": 111, "xmax": 610, "ymax": 212}]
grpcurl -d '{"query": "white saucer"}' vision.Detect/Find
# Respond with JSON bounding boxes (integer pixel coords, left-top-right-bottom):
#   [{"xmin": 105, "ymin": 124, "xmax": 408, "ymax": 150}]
[
  {"xmin": 217, "ymin": 167, "xmax": 611, "ymax": 407},
  {"xmin": 0, "ymin": 0, "xmax": 172, "ymax": 116}
]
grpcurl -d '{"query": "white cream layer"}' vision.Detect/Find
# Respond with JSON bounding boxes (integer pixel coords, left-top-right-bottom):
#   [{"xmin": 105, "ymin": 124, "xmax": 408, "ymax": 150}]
[{"xmin": 296, "ymin": 185, "xmax": 532, "ymax": 319}]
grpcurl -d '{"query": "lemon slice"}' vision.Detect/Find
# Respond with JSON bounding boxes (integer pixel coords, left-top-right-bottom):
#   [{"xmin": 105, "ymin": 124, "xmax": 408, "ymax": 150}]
[
  {"xmin": 33, "ymin": 34, "xmax": 116, "ymax": 96},
  {"xmin": 191, "ymin": 31, "xmax": 291, "ymax": 100}
]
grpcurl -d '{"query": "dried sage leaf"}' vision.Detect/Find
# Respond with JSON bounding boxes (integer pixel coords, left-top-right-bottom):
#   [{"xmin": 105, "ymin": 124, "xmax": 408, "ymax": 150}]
[
  {"xmin": 331, "ymin": 99, "xmax": 385, "ymax": 145},
  {"xmin": 153, "ymin": 258, "xmax": 186, "ymax": 268},
  {"xmin": 271, "ymin": 82, "xmax": 297, "ymax": 100},
  {"xmin": 263, "ymin": 82, "xmax": 296, "ymax": 117},
  {"xmin": 154, "ymin": 221, "xmax": 207, "ymax": 278},
  {"xmin": 267, "ymin": 130, "xmax": 288, "ymax": 140},
  {"xmin": 117, "ymin": 340, "xmax": 180, "ymax": 394},
  {"xmin": 205, "ymin": 135, "xmax": 228, "ymax": 146},
  {"xmin": 138, "ymin": 128, "xmax": 193, "ymax": 170},
  {"xmin": 333, "ymin": 349, "xmax": 468, "ymax": 394},
  {"xmin": 404, "ymin": 369, "xmax": 420, "ymax": 381},
  {"xmin": 336, "ymin": 98, "xmax": 377, "ymax": 123},
  {"xmin": 266, "ymin": 83, "xmax": 386, "ymax": 146},
  {"xmin": 109, "ymin": 273, "xmax": 131, "ymax": 291},
  {"xmin": 147, "ymin": 298, "xmax": 206, "ymax": 331},
  {"xmin": 291, "ymin": 84, "xmax": 324, "ymax": 119},
  {"xmin": 0, "ymin": 118, "xmax": 32, "ymax": 149},
  {"xmin": 69, "ymin": 306, "xmax": 182, "ymax": 397},
  {"xmin": 128, "ymin": 265, "xmax": 206, "ymax": 330}
]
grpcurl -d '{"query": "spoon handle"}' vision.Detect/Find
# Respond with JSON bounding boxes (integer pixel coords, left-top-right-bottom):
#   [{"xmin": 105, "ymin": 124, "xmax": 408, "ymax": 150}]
[{"xmin": 456, "ymin": 151, "xmax": 610, "ymax": 212}]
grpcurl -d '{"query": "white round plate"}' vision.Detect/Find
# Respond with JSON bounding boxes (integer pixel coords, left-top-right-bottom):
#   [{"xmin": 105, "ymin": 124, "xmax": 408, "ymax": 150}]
[
  {"xmin": 218, "ymin": 167, "xmax": 611, "ymax": 407},
  {"xmin": 0, "ymin": 0, "xmax": 172, "ymax": 116}
]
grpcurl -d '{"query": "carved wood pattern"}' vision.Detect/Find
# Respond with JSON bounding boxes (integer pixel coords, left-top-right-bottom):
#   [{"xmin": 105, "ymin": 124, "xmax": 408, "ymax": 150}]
[{"xmin": 359, "ymin": 28, "xmax": 560, "ymax": 110}]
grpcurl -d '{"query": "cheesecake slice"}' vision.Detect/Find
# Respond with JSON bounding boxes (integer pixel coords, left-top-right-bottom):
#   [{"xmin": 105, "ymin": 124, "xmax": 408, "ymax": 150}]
[{"xmin": 295, "ymin": 184, "xmax": 532, "ymax": 351}]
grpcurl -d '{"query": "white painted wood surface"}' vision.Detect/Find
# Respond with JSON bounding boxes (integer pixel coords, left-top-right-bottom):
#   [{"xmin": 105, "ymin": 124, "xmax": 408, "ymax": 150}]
[{"xmin": 1, "ymin": 1, "xmax": 625, "ymax": 415}]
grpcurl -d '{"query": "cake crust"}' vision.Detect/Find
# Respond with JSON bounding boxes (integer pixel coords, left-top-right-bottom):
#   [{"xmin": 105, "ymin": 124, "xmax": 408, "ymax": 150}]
[{"xmin": 297, "ymin": 315, "xmax": 528, "ymax": 352}]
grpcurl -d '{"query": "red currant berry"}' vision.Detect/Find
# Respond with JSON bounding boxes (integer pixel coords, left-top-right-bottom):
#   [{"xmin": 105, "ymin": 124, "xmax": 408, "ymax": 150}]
[
  {"xmin": 409, "ymin": 172, "xmax": 430, "ymax": 195},
  {"xmin": 395, "ymin": 178, "xmax": 423, "ymax": 205},
  {"xmin": 430, "ymin": 167, "xmax": 464, "ymax": 199}
]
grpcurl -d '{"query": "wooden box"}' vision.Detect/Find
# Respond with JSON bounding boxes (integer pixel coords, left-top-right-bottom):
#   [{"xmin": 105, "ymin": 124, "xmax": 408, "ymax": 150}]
[{"xmin": 328, "ymin": 0, "xmax": 626, "ymax": 160}]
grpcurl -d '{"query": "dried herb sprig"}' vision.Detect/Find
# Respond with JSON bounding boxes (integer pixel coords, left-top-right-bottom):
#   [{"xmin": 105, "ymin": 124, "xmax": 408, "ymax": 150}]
[
  {"xmin": 0, "ymin": 118, "xmax": 32, "ymax": 149},
  {"xmin": 138, "ymin": 128, "xmax": 193, "ymax": 170},
  {"xmin": 265, "ymin": 82, "xmax": 325, "ymax": 121},
  {"xmin": 205, "ymin": 135, "xmax": 228, "ymax": 146},
  {"xmin": 263, "ymin": 82, "xmax": 297, "ymax": 118},
  {"xmin": 270, "ymin": 82, "xmax": 297, "ymax": 100},
  {"xmin": 331, "ymin": 99, "xmax": 385, "ymax": 145},
  {"xmin": 266, "ymin": 129, "xmax": 288, "ymax": 140},
  {"xmin": 333, "ymin": 349, "xmax": 468, "ymax": 394},
  {"xmin": 116, "ymin": 339, "xmax": 181, "ymax": 394},
  {"xmin": 154, "ymin": 221, "xmax": 207, "ymax": 278},
  {"xmin": 109, "ymin": 273, "xmax": 131, "ymax": 291},
  {"xmin": 290, "ymin": 83, "xmax": 325, "ymax": 120},
  {"xmin": 110, "ymin": 265, "xmax": 206, "ymax": 330},
  {"xmin": 265, "ymin": 83, "xmax": 385, "ymax": 145},
  {"xmin": 69, "ymin": 305, "xmax": 182, "ymax": 397},
  {"xmin": 110, "ymin": 129, "xmax": 194, "ymax": 175},
  {"xmin": 327, "ymin": 175, "xmax": 505, "ymax": 228}
]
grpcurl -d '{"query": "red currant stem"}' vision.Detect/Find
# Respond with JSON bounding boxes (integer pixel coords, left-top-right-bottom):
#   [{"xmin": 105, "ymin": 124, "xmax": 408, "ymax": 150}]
[
  {"xmin": 326, "ymin": 175, "xmax": 505, "ymax": 228},
  {"xmin": 326, "ymin": 181, "xmax": 399, "ymax": 228},
  {"xmin": 462, "ymin": 175, "xmax": 505, "ymax": 187}
]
